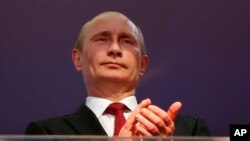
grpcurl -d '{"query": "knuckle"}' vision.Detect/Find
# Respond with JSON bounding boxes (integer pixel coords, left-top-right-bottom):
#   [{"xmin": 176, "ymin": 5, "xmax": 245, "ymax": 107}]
[
  {"xmin": 171, "ymin": 123, "xmax": 175, "ymax": 131},
  {"xmin": 148, "ymin": 126, "xmax": 158, "ymax": 133},
  {"xmin": 141, "ymin": 108, "xmax": 148, "ymax": 114},
  {"xmin": 162, "ymin": 113, "xmax": 168, "ymax": 120},
  {"xmin": 155, "ymin": 118, "xmax": 164, "ymax": 127}
]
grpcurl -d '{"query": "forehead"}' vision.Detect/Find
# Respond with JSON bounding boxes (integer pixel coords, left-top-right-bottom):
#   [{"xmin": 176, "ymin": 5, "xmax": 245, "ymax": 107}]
[{"xmin": 84, "ymin": 14, "xmax": 139, "ymax": 39}]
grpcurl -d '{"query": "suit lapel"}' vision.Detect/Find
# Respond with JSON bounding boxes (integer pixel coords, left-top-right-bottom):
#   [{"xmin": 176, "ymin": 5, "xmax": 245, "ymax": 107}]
[{"xmin": 63, "ymin": 104, "xmax": 107, "ymax": 135}]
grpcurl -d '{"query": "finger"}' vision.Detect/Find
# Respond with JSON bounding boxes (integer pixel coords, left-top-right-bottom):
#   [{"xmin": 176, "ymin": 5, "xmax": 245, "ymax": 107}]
[
  {"xmin": 148, "ymin": 105, "xmax": 170, "ymax": 126},
  {"xmin": 126, "ymin": 99, "xmax": 151, "ymax": 124},
  {"xmin": 122, "ymin": 99, "xmax": 151, "ymax": 130},
  {"xmin": 135, "ymin": 122, "xmax": 152, "ymax": 136},
  {"xmin": 139, "ymin": 107, "xmax": 166, "ymax": 132},
  {"xmin": 164, "ymin": 122, "xmax": 175, "ymax": 136},
  {"xmin": 167, "ymin": 101, "xmax": 182, "ymax": 120},
  {"xmin": 137, "ymin": 98, "xmax": 151, "ymax": 109},
  {"xmin": 136, "ymin": 113, "xmax": 160, "ymax": 135}
]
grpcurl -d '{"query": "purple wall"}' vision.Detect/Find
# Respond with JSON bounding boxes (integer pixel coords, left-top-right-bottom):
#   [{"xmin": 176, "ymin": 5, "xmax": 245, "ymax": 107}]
[{"xmin": 1, "ymin": 0, "xmax": 250, "ymax": 135}]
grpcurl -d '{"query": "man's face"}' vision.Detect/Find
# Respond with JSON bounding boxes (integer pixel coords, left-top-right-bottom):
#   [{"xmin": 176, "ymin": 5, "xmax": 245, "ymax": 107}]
[{"xmin": 73, "ymin": 14, "xmax": 148, "ymax": 86}]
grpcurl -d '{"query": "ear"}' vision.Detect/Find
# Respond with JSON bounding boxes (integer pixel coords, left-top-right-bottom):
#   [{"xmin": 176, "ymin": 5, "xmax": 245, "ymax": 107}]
[
  {"xmin": 72, "ymin": 48, "xmax": 82, "ymax": 72},
  {"xmin": 139, "ymin": 55, "xmax": 148, "ymax": 76}
]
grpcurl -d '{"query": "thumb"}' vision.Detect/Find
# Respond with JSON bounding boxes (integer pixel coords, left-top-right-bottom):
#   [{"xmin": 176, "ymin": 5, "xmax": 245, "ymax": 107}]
[{"xmin": 167, "ymin": 101, "xmax": 182, "ymax": 120}]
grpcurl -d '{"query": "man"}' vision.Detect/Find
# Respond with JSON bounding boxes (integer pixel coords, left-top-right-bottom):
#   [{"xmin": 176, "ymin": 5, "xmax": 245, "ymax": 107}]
[{"xmin": 26, "ymin": 11, "xmax": 210, "ymax": 136}]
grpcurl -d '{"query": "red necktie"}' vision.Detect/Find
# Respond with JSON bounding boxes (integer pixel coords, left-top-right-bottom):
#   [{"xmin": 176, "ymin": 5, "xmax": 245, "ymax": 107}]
[{"xmin": 105, "ymin": 103, "xmax": 128, "ymax": 136}]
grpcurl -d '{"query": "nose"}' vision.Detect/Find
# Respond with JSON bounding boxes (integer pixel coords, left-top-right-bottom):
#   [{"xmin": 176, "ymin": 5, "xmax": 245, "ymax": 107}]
[{"xmin": 107, "ymin": 42, "xmax": 122, "ymax": 58}]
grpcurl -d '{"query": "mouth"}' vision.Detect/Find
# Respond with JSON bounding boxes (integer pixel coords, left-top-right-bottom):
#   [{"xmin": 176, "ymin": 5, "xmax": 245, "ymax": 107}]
[{"xmin": 100, "ymin": 61, "xmax": 127, "ymax": 69}]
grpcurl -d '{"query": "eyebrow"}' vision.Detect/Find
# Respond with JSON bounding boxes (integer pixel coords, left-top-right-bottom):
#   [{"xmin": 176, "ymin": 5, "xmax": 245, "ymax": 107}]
[
  {"xmin": 90, "ymin": 31, "xmax": 137, "ymax": 41},
  {"xmin": 119, "ymin": 32, "xmax": 134, "ymax": 38},
  {"xmin": 89, "ymin": 31, "xmax": 110, "ymax": 40}
]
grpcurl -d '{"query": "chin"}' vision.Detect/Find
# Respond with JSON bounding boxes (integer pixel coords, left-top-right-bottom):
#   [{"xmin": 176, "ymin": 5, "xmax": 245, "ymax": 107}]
[{"xmin": 98, "ymin": 75, "xmax": 128, "ymax": 82}]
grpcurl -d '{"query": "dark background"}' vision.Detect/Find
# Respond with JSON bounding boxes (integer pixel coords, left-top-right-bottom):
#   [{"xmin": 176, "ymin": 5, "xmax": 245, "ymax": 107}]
[{"xmin": 1, "ymin": 0, "xmax": 249, "ymax": 136}]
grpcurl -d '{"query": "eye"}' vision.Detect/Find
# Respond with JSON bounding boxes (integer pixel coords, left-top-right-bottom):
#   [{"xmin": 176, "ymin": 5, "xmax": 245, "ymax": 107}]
[
  {"xmin": 121, "ymin": 38, "xmax": 132, "ymax": 44},
  {"xmin": 96, "ymin": 37, "xmax": 107, "ymax": 42}
]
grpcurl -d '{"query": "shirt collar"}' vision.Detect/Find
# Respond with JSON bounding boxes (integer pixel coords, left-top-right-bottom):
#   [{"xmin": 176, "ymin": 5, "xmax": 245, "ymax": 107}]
[{"xmin": 86, "ymin": 96, "xmax": 138, "ymax": 118}]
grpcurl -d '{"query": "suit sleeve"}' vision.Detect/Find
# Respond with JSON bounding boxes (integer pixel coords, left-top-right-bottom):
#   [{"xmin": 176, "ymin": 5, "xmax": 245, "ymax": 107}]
[
  {"xmin": 192, "ymin": 117, "xmax": 211, "ymax": 136},
  {"xmin": 174, "ymin": 115, "xmax": 211, "ymax": 136},
  {"xmin": 25, "ymin": 122, "xmax": 49, "ymax": 134}
]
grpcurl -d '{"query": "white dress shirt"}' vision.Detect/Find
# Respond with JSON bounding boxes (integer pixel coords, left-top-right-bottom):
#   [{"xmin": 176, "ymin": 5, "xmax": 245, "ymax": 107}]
[{"xmin": 86, "ymin": 96, "xmax": 138, "ymax": 136}]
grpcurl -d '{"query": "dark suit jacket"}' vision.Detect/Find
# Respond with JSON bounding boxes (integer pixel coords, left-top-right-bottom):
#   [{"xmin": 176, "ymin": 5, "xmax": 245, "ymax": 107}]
[{"xmin": 26, "ymin": 104, "xmax": 210, "ymax": 136}]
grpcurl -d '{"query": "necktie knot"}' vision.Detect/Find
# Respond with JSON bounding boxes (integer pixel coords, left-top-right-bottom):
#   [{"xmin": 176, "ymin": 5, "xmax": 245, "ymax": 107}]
[
  {"xmin": 105, "ymin": 102, "xmax": 128, "ymax": 115},
  {"xmin": 104, "ymin": 102, "xmax": 128, "ymax": 136}
]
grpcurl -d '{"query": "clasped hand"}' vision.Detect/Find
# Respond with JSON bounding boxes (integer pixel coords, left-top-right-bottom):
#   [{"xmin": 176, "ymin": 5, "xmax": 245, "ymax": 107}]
[{"xmin": 119, "ymin": 99, "xmax": 182, "ymax": 136}]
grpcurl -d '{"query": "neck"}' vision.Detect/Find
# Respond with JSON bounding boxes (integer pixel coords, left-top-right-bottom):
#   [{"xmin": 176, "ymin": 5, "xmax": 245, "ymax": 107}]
[{"xmin": 85, "ymin": 80, "xmax": 137, "ymax": 102}]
